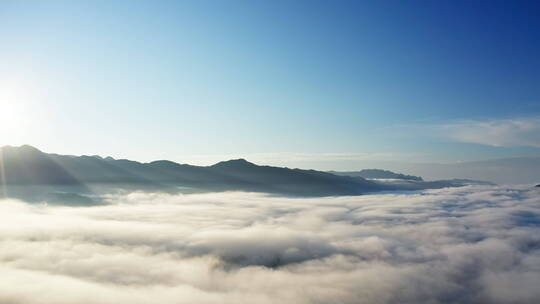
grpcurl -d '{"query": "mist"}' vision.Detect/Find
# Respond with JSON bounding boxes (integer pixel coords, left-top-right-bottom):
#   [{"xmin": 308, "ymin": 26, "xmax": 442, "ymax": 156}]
[{"xmin": 1, "ymin": 186, "xmax": 540, "ymax": 304}]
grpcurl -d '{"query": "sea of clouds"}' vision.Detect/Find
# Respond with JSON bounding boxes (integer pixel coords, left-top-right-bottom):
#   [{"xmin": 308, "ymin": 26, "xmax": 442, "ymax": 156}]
[{"xmin": 1, "ymin": 185, "xmax": 540, "ymax": 304}]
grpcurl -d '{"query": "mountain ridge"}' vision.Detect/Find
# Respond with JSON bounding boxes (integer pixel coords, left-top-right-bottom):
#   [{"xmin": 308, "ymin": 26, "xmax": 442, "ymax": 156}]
[
  {"xmin": 0, "ymin": 145, "xmax": 381, "ymax": 197},
  {"xmin": 329, "ymin": 169, "xmax": 423, "ymax": 181},
  {"xmin": 0, "ymin": 145, "xmax": 487, "ymax": 203}
]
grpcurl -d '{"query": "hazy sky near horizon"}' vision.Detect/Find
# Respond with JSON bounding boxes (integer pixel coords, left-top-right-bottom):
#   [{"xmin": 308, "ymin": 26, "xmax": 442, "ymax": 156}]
[{"xmin": 1, "ymin": 0, "xmax": 539, "ymax": 167}]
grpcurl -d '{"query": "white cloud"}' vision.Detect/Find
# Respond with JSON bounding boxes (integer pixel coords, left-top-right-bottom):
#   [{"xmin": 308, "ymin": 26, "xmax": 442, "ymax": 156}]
[
  {"xmin": 440, "ymin": 116, "xmax": 540, "ymax": 148},
  {"xmin": 1, "ymin": 186, "xmax": 540, "ymax": 303}
]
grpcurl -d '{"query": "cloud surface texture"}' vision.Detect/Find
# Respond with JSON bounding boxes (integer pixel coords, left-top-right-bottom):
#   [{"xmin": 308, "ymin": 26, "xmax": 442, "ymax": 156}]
[{"xmin": 1, "ymin": 186, "xmax": 540, "ymax": 304}]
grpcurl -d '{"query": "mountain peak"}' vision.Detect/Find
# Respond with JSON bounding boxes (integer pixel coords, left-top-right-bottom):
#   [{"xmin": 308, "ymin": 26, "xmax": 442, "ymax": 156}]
[
  {"xmin": 1, "ymin": 145, "xmax": 43, "ymax": 154},
  {"xmin": 211, "ymin": 158, "xmax": 256, "ymax": 168}
]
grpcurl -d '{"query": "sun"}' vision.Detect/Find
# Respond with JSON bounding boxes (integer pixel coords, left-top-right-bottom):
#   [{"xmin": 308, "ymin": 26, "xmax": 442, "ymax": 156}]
[
  {"xmin": 0, "ymin": 100, "xmax": 25, "ymax": 129},
  {"xmin": 0, "ymin": 85, "xmax": 32, "ymax": 148},
  {"xmin": 0, "ymin": 79, "xmax": 44, "ymax": 147},
  {"xmin": 0, "ymin": 86, "xmax": 27, "ymax": 130}
]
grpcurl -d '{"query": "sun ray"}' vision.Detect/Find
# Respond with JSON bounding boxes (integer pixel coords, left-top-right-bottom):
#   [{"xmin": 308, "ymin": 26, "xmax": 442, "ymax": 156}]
[{"xmin": 0, "ymin": 148, "xmax": 6, "ymax": 198}]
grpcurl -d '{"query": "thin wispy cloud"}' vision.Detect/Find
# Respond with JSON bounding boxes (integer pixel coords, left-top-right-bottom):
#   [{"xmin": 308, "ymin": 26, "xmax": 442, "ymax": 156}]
[
  {"xmin": 440, "ymin": 116, "xmax": 540, "ymax": 148},
  {"xmin": 1, "ymin": 186, "xmax": 539, "ymax": 303},
  {"xmin": 385, "ymin": 116, "xmax": 540, "ymax": 149}
]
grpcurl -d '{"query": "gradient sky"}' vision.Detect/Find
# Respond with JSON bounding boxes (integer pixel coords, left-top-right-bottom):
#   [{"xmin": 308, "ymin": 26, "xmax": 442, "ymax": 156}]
[{"xmin": 1, "ymin": 0, "xmax": 539, "ymax": 168}]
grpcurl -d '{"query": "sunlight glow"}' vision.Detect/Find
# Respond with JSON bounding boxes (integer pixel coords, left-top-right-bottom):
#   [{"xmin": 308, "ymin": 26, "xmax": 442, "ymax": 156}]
[
  {"xmin": 0, "ymin": 90, "xmax": 26, "ymax": 129},
  {"xmin": 0, "ymin": 81, "xmax": 34, "ymax": 147}
]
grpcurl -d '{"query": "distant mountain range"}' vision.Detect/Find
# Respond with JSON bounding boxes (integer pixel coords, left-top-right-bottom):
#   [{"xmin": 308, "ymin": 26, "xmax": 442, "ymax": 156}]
[
  {"xmin": 385, "ymin": 157, "xmax": 540, "ymax": 184},
  {"xmin": 0, "ymin": 145, "xmax": 491, "ymax": 203},
  {"xmin": 329, "ymin": 169, "xmax": 423, "ymax": 181}
]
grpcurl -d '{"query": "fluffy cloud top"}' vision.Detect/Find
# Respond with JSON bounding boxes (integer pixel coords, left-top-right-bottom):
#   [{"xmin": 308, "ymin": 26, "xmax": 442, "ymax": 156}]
[{"xmin": 1, "ymin": 186, "xmax": 540, "ymax": 304}]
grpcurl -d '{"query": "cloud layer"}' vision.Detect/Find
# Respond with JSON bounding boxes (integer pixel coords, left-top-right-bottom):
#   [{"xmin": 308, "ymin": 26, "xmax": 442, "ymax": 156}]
[{"xmin": 1, "ymin": 186, "xmax": 540, "ymax": 304}]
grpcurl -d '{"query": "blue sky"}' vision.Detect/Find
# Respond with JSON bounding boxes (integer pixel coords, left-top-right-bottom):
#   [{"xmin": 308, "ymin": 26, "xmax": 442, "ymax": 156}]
[{"xmin": 1, "ymin": 0, "xmax": 539, "ymax": 168}]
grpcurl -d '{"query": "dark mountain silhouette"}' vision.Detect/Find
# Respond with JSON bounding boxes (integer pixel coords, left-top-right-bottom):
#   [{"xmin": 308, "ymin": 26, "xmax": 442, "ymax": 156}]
[
  {"xmin": 0, "ymin": 145, "xmax": 484, "ymax": 203},
  {"xmin": 0, "ymin": 146, "xmax": 382, "ymax": 197},
  {"xmin": 329, "ymin": 169, "xmax": 423, "ymax": 181},
  {"xmin": 0, "ymin": 145, "xmax": 83, "ymax": 185}
]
